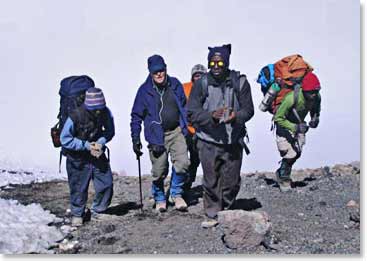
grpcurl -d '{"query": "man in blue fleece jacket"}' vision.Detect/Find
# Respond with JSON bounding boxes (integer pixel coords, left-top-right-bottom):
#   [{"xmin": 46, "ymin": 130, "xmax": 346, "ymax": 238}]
[{"xmin": 130, "ymin": 54, "xmax": 190, "ymax": 213}]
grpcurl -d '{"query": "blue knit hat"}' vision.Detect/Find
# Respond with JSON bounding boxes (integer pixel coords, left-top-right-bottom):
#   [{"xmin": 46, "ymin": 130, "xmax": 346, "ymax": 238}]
[
  {"xmin": 84, "ymin": 87, "xmax": 106, "ymax": 110},
  {"xmin": 147, "ymin": 54, "xmax": 167, "ymax": 73},
  {"xmin": 208, "ymin": 44, "xmax": 232, "ymax": 67}
]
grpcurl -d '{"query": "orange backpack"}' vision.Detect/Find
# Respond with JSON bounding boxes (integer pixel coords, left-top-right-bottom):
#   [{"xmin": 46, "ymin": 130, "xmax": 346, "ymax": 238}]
[
  {"xmin": 274, "ymin": 54, "xmax": 313, "ymax": 87},
  {"xmin": 270, "ymin": 54, "xmax": 313, "ymax": 113}
]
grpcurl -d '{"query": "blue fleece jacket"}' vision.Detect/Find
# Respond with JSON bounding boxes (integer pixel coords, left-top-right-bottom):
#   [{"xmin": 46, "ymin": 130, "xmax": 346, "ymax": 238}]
[{"xmin": 130, "ymin": 74, "xmax": 188, "ymax": 146}]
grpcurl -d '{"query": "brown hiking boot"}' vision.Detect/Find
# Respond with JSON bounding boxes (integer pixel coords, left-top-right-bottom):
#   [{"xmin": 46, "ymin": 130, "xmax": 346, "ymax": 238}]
[
  {"xmin": 172, "ymin": 196, "xmax": 188, "ymax": 211},
  {"xmin": 201, "ymin": 218, "xmax": 218, "ymax": 228},
  {"xmin": 155, "ymin": 201, "xmax": 167, "ymax": 213}
]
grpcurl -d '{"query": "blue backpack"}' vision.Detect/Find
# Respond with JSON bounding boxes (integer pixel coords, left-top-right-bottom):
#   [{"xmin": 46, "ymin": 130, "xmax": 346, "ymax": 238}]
[
  {"xmin": 256, "ymin": 64, "xmax": 275, "ymax": 95},
  {"xmin": 58, "ymin": 75, "xmax": 95, "ymax": 132},
  {"xmin": 51, "ymin": 75, "xmax": 94, "ymax": 171}
]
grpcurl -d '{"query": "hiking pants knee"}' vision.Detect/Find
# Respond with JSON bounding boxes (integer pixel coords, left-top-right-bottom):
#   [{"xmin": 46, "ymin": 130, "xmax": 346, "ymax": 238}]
[
  {"xmin": 276, "ymin": 135, "xmax": 302, "ymax": 165},
  {"xmin": 197, "ymin": 139, "xmax": 242, "ymax": 219},
  {"xmin": 66, "ymin": 157, "xmax": 113, "ymax": 217},
  {"xmin": 149, "ymin": 127, "xmax": 190, "ymax": 202}
]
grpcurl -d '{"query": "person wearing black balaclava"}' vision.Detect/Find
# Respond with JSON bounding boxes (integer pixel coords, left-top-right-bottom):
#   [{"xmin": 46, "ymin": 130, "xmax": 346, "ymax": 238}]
[{"xmin": 187, "ymin": 44, "xmax": 254, "ymax": 228}]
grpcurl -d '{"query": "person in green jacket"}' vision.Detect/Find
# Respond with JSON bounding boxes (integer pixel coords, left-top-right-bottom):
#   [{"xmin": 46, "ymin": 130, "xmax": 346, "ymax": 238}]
[{"xmin": 273, "ymin": 72, "xmax": 321, "ymax": 192}]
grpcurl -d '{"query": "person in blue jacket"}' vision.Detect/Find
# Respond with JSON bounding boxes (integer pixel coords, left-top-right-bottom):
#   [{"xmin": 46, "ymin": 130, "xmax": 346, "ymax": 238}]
[
  {"xmin": 130, "ymin": 54, "xmax": 190, "ymax": 212},
  {"xmin": 60, "ymin": 87, "xmax": 115, "ymax": 227}
]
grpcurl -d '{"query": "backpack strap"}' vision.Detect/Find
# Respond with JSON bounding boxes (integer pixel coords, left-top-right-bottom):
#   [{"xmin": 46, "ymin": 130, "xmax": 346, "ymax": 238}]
[
  {"xmin": 200, "ymin": 73, "xmax": 209, "ymax": 99},
  {"xmin": 292, "ymin": 84, "xmax": 302, "ymax": 123}
]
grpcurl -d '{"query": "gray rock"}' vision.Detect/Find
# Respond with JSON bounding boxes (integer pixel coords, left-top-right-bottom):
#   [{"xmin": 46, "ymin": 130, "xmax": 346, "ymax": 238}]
[{"xmin": 217, "ymin": 210, "xmax": 271, "ymax": 249}]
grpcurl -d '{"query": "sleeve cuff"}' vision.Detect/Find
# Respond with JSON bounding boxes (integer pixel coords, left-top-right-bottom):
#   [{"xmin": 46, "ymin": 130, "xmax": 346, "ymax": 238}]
[{"xmin": 97, "ymin": 137, "xmax": 107, "ymax": 146}]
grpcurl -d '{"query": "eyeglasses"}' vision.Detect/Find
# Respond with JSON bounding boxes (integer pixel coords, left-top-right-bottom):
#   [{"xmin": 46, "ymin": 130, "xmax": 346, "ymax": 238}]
[{"xmin": 209, "ymin": 60, "xmax": 225, "ymax": 68}]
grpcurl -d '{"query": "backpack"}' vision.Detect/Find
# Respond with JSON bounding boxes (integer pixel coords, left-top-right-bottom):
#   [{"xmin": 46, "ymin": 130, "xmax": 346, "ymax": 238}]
[
  {"xmin": 200, "ymin": 71, "xmax": 250, "ymax": 154},
  {"xmin": 257, "ymin": 54, "xmax": 313, "ymax": 114},
  {"xmin": 274, "ymin": 54, "xmax": 313, "ymax": 86},
  {"xmin": 50, "ymin": 75, "xmax": 95, "ymax": 170},
  {"xmin": 257, "ymin": 64, "xmax": 275, "ymax": 95}
]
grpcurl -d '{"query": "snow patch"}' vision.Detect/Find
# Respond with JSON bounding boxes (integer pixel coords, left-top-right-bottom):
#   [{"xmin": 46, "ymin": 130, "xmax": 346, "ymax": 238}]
[
  {"xmin": 0, "ymin": 198, "xmax": 64, "ymax": 254},
  {"xmin": 0, "ymin": 166, "xmax": 67, "ymax": 189}
]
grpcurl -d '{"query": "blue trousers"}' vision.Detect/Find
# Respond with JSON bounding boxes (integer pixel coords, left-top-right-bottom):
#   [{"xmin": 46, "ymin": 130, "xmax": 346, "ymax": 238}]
[{"xmin": 66, "ymin": 156, "xmax": 113, "ymax": 217}]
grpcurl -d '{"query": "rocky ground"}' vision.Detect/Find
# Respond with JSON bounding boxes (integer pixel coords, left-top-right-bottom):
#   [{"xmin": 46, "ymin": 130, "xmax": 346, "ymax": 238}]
[{"xmin": 0, "ymin": 162, "xmax": 360, "ymax": 254}]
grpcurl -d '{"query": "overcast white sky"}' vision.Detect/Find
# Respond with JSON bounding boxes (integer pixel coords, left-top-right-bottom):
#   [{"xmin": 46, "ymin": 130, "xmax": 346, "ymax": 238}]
[{"xmin": 0, "ymin": 0, "xmax": 360, "ymax": 176}]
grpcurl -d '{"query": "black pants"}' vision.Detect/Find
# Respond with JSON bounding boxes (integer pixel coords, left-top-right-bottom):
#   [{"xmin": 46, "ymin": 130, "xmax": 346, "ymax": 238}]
[
  {"xmin": 183, "ymin": 134, "xmax": 201, "ymax": 190},
  {"xmin": 197, "ymin": 139, "xmax": 243, "ymax": 219}
]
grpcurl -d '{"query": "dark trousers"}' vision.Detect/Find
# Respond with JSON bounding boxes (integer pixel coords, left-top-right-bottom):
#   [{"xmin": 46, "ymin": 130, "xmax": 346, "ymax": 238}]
[
  {"xmin": 66, "ymin": 156, "xmax": 113, "ymax": 217},
  {"xmin": 197, "ymin": 139, "xmax": 243, "ymax": 219},
  {"xmin": 183, "ymin": 134, "xmax": 201, "ymax": 190}
]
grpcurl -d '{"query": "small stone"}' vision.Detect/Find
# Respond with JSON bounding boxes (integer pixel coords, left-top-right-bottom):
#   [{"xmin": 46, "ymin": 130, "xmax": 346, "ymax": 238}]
[
  {"xmin": 298, "ymin": 213, "xmax": 304, "ymax": 217},
  {"xmin": 346, "ymin": 200, "xmax": 359, "ymax": 208},
  {"xmin": 319, "ymin": 201, "xmax": 327, "ymax": 206}
]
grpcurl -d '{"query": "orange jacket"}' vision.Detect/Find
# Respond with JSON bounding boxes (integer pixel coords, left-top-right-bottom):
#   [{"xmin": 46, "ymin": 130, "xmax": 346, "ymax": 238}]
[{"xmin": 183, "ymin": 82, "xmax": 195, "ymax": 135}]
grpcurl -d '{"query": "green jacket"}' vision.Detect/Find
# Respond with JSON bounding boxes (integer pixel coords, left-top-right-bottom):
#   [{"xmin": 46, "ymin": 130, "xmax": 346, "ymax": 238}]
[{"xmin": 274, "ymin": 90, "xmax": 321, "ymax": 133}]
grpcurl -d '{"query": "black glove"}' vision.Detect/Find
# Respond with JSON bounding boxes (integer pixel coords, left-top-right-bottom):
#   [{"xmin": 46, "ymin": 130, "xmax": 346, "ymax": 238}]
[
  {"xmin": 149, "ymin": 144, "xmax": 166, "ymax": 157},
  {"xmin": 133, "ymin": 140, "xmax": 143, "ymax": 157},
  {"xmin": 296, "ymin": 122, "xmax": 309, "ymax": 134},
  {"xmin": 309, "ymin": 115, "xmax": 320, "ymax": 128}
]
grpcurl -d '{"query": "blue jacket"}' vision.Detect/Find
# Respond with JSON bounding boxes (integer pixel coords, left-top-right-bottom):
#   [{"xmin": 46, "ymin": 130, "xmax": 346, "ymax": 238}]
[
  {"xmin": 61, "ymin": 107, "xmax": 115, "ymax": 151},
  {"xmin": 130, "ymin": 74, "xmax": 188, "ymax": 146}
]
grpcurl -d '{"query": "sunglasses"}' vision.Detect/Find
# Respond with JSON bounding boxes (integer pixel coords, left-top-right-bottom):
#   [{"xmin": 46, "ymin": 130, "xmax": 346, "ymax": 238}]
[{"xmin": 209, "ymin": 60, "xmax": 225, "ymax": 68}]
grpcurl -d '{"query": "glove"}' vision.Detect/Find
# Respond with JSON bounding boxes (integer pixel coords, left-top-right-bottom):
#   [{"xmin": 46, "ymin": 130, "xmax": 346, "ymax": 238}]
[
  {"xmin": 309, "ymin": 115, "xmax": 320, "ymax": 128},
  {"xmin": 90, "ymin": 142, "xmax": 103, "ymax": 158},
  {"xmin": 212, "ymin": 107, "xmax": 225, "ymax": 123},
  {"xmin": 149, "ymin": 144, "xmax": 166, "ymax": 158},
  {"xmin": 133, "ymin": 140, "xmax": 143, "ymax": 157},
  {"xmin": 296, "ymin": 122, "xmax": 309, "ymax": 134}
]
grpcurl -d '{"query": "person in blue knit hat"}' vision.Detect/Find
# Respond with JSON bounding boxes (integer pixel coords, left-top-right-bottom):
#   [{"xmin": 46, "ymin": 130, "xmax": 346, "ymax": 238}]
[
  {"xmin": 187, "ymin": 44, "xmax": 254, "ymax": 228},
  {"xmin": 130, "ymin": 54, "xmax": 190, "ymax": 213},
  {"xmin": 60, "ymin": 87, "xmax": 115, "ymax": 227}
]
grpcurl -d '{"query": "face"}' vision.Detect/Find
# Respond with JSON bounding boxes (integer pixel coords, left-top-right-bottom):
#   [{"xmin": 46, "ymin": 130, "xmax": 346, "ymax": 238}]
[
  {"xmin": 303, "ymin": 90, "xmax": 319, "ymax": 109},
  {"xmin": 152, "ymin": 69, "xmax": 167, "ymax": 85},
  {"xmin": 192, "ymin": 72, "xmax": 204, "ymax": 83},
  {"xmin": 209, "ymin": 55, "xmax": 225, "ymax": 78}
]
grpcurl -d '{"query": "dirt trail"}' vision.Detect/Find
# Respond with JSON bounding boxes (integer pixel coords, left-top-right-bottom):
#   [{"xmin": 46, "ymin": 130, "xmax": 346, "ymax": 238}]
[{"xmin": 0, "ymin": 163, "xmax": 360, "ymax": 254}]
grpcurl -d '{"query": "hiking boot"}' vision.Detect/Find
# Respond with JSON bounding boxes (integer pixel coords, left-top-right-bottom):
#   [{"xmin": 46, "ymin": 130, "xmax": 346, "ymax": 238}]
[
  {"xmin": 91, "ymin": 211, "xmax": 109, "ymax": 220},
  {"xmin": 155, "ymin": 201, "xmax": 167, "ymax": 213},
  {"xmin": 172, "ymin": 196, "xmax": 188, "ymax": 211},
  {"xmin": 275, "ymin": 160, "xmax": 292, "ymax": 189},
  {"xmin": 201, "ymin": 218, "xmax": 218, "ymax": 228},
  {"xmin": 71, "ymin": 216, "xmax": 83, "ymax": 227},
  {"xmin": 278, "ymin": 180, "xmax": 292, "ymax": 192}
]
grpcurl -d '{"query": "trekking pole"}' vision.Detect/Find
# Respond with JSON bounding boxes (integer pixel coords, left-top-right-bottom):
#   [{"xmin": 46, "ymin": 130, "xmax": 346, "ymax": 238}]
[{"xmin": 137, "ymin": 155, "xmax": 143, "ymax": 212}]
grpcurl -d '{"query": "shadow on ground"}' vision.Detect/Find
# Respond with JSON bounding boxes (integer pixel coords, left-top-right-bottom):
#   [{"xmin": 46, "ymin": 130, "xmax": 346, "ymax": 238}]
[{"xmin": 232, "ymin": 198, "xmax": 262, "ymax": 211}]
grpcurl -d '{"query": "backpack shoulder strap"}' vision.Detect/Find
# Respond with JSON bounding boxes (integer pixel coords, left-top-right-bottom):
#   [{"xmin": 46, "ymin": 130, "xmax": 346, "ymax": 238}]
[
  {"xmin": 230, "ymin": 70, "xmax": 246, "ymax": 95},
  {"xmin": 292, "ymin": 84, "xmax": 302, "ymax": 123},
  {"xmin": 200, "ymin": 73, "xmax": 209, "ymax": 99}
]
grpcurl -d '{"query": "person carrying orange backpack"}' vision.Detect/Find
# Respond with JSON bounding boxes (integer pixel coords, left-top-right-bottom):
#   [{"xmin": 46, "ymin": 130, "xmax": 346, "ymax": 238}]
[{"xmin": 182, "ymin": 64, "xmax": 207, "ymax": 195}]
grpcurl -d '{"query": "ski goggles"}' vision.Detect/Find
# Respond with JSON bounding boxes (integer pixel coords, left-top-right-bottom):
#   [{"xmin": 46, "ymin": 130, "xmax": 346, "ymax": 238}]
[{"xmin": 209, "ymin": 60, "xmax": 225, "ymax": 68}]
